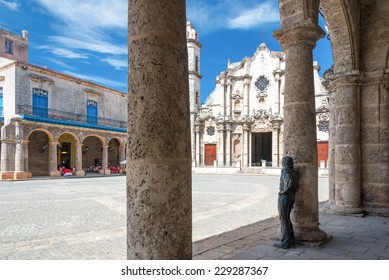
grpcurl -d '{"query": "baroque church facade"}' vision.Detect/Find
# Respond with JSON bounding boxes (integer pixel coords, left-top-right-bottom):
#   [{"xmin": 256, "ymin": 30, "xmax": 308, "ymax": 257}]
[{"xmin": 193, "ymin": 42, "xmax": 329, "ymax": 168}]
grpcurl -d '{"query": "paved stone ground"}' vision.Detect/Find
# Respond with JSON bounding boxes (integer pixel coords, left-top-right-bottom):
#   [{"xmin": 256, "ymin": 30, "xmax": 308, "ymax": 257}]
[
  {"xmin": 1, "ymin": 173, "xmax": 387, "ymax": 260},
  {"xmin": 193, "ymin": 213, "xmax": 389, "ymax": 260}
]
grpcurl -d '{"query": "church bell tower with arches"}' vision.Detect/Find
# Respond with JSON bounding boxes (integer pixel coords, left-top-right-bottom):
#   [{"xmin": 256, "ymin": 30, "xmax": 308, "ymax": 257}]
[{"xmin": 186, "ymin": 20, "xmax": 202, "ymax": 165}]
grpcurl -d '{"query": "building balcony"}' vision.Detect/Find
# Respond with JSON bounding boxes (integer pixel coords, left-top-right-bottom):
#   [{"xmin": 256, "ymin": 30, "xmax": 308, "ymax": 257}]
[{"xmin": 16, "ymin": 104, "xmax": 126, "ymax": 132}]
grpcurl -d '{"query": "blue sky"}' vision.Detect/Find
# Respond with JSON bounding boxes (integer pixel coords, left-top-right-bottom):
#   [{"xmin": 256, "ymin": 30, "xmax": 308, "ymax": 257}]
[{"xmin": 0, "ymin": 0, "xmax": 332, "ymax": 104}]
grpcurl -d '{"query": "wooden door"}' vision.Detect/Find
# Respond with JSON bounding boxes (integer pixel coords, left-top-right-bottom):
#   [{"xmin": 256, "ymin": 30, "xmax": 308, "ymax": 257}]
[
  {"xmin": 317, "ymin": 142, "xmax": 328, "ymax": 167},
  {"xmin": 204, "ymin": 144, "xmax": 217, "ymax": 166}
]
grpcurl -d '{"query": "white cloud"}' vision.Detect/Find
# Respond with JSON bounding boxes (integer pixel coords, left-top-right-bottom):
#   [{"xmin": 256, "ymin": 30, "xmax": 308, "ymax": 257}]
[
  {"xmin": 63, "ymin": 70, "xmax": 127, "ymax": 90},
  {"xmin": 186, "ymin": 0, "xmax": 279, "ymax": 34},
  {"xmin": 31, "ymin": 0, "xmax": 127, "ymax": 57},
  {"xmin": 38, "ymin": 46, "xmax": 89, "ymax": 59},
  {"xmin": 228, "ymin": 2, "xmax": 279, "ymax": 29},
  {"xmin": 0, "ymin": 0, "xmax": 19, "ymax": 11},
  {"xmin": 48, "ymin": 35, "xmax": 127, "ymax": 56},
  {"xmin": 47, "ymin": 58, "xmax": 75, "ymax": 70},
  {"xmin": 102, "ymin": 58, "xmax": 127, "ymax": 70},
  {"xmin": 32, "ymin": 0, "xmax": 127, "ymax": 29}
]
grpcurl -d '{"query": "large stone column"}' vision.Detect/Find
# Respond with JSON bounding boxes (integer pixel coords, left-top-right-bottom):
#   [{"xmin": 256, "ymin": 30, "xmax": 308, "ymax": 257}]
[
  {"xmin": 242, "ymin": 124, "xmax": 249, "ymax": 167},
  {"xmin": 217, "ymin": 122, "xmax": 225, "ymax": 166},
  {"xmin": 243, "ymin": 78, "xmax": 250, "ymax": 117},
  {"xmin": 225, "ymin": 123, "xmax": 231, "ymax": 166},
  {"xmin": 195, "ymin": 126, "xmax": 201, "ymax": 166},
  {"xmin": 74, "ymin": 144, "xmax": 85, "ymax": 176},
  {"xmin": 248, "ymin": 130, "xmax": 252, "ymax": 167},
  {"xmin": 13, "ymin": 120, "xmax": 29, "ymax": 179},
  {"xmin": 226, "ymin": 79, "xmax": 232, "ymax": 118},
  {"xmin": 100, "ymin": 145, "xmax": 110, "ymax": 175},
  {"xmin": 119, "ymin": 145, "xmax": 126, "ymax": 163},
  {"xmin": 127, "ymin": 0, "xmax": 192, "ymax": 259},
  {"xmin": 274, "ymin": 20, "xmax": 329, "ymax": 243},
  {"xmin": 331, "ymin": 73, "xmax": 362, "ymax": 213},
  {"xmin": 49, "ymin": 142, "xmax": 61, "ymax": 177},
  {"xmin": 0, "ymin": 124, "xmax": 14, "ymax": 179},
  {"xmin": 328, "ymin": 89, "xmax": 336, "ymax": 203},
  {"xmin": 271, "ymin": 127, "xmax": 280, "ymax": 167}
]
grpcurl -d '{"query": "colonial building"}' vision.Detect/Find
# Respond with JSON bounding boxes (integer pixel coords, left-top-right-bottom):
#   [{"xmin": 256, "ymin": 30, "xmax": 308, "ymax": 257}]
[
  {"xmin": 0, "ymin": 22, "xmax": 201, "ymax": 180},
  {"xmin": 194, "ymin": 42, "xmax": 329, "ymax": 168},
  {"xmin": 0, "ymin": 29, "xmax": 127, "ymax": 180}
]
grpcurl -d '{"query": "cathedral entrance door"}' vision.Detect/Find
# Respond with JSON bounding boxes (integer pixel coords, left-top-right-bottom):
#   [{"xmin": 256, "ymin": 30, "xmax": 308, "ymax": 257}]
[
  {"xmin": 204, "ymin": 144, "xmax": 216, "ymax": 166},
  {"xmin": 251, "ymin": 132, "xmax": 272, "ymax": 166}
]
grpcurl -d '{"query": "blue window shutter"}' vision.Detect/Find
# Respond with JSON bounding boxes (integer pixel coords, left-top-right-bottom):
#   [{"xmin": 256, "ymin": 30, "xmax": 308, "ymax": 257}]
[
  {"xmin": 87, "ymin": 101, "xmax": 98, "ymax": 125},
  {"xmin": 32, "ymin": 94, "xmax": 48, "ymax": 118}
]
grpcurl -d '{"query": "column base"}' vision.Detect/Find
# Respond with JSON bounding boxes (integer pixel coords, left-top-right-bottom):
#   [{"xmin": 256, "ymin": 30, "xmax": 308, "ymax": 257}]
[
  {"xmin": 13, "ymin": 171, "xmax": 30, "ymax": 180},
  {"xmin": 99, "ymin": 169, "xmax": 111, "ymax": 175},
  {"xmin": 0, "ymin": 172, "xmax": 16, "ymax": 180},
  {"xmin": 50, "ymin": 171, "xmax": 61, "ymax": 177},
  {"xmin": 326, "ymin": 203, "xmax": 366, "ymax": 216},
  {"xmin": 295, "ymin": 227, "xmax": 331, "ymax": 246},
  {"xmin": 75, "ymin": 170, "xmax": 86, "ymax": 176}
]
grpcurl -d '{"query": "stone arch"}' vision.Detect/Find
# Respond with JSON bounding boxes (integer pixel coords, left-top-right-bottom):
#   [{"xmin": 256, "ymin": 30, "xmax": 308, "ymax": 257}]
[
  {"xmin": 82, "ymin": 135, "xmax": 104, "ymax": 172},
  {"xmin": 108, "ymin": 137, "xmax": 121, "ymax": 169},
  {"xmin": 27, "ymin": 129, "xmax": 54, "ymax": 176},
  {"xmin": 232, "ymin": 138, "xmax": 241, "ymax": 162},
  {"xmin": 320, "ymin": 0, "xmax": 359, "ymax": 72},
  {"xmin": 57, "ymin": 132, "xmax": 79, "ymax": 170},
  {"xmin": 81, "ymin": 134, "xmax": 106, "ymax": 146},
  {"xmin": 27, "ymin": 128, "xmax": 54, "ymax": 143},
  {"xmin": 56, "ymin": 131, "xmax": 80, "ymax": 145}
]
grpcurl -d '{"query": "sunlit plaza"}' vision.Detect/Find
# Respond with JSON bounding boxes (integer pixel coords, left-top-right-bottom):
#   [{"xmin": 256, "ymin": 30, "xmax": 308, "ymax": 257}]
[{"xmin": 0, "ymin": 174, "xmax": 330, "ymax": 260}]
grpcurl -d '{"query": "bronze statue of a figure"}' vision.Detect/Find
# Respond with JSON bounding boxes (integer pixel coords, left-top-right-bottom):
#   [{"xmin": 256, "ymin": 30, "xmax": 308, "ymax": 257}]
[{"xmin": 274, "ymin": 156, "xmax": 299, "ymax": 249}]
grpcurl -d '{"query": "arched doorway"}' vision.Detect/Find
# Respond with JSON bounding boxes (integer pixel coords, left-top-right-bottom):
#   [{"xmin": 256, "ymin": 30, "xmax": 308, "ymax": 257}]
[
  {"xmin": 82, "ymin": 136, "xmax": 103, "ymax": 173},
  {"xmin": 57, "ymin": 133, "xmax": 78, "ymax": 170},
  {"xmin": 28, "ymin": 130, "xmax": 51, "ymax": 176}
]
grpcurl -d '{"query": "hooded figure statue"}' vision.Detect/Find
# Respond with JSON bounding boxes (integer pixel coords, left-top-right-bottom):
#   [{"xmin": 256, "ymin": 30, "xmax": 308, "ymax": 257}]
[{"xmin": 274, "ymin": 156, "xmax": 299, "ymax": 249}]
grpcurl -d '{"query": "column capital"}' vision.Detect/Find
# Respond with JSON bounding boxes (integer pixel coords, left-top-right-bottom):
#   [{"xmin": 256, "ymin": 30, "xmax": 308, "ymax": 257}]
[
  {"xmin": 273, "ymin": 19, "xmax": 324, "ymax": 48},
  {"xmin": 49, "ymin": 141, "xmax": 58, "ymax": 145},
  {"xmin": 330, "ymin": 71, "xmax": 362, "ymax": 88}
]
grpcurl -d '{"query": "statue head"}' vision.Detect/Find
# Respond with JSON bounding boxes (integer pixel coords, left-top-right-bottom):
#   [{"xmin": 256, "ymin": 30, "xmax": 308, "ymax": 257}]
[{"xmin": 282, "ymin": 156, "xmax": 294, "ymax": 169}]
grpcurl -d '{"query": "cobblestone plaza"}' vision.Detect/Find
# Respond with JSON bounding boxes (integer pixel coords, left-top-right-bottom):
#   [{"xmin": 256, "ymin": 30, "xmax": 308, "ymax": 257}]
[{"xmin": 0, "ymin": 174, "xmax": 329, "ymax": 260}]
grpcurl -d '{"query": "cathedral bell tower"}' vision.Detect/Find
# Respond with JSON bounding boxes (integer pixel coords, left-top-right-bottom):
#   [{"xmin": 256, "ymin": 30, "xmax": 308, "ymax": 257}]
[{"xmin": 186, "ymin": 20, "xmax": 202, "ymax": 165}]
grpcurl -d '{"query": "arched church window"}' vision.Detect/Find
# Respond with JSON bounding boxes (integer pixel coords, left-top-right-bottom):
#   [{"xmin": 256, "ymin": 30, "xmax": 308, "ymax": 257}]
[
  {"xmin": 196, "ymin": 91, "xmax": 200, "ymax": 105},
  {"xmin": 255, "ymin": 75, "xmax": 270, "ymax": 92},
  {"xmin": 195, "ymin": 56, "xmax": 199, "ymax": 72}
]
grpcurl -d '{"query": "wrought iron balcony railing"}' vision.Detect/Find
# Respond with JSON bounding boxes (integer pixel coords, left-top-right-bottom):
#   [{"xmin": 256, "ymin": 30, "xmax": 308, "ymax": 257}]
[{"xmin": 17, "ymin": 104, "xmax": 126, "ymax": 129}]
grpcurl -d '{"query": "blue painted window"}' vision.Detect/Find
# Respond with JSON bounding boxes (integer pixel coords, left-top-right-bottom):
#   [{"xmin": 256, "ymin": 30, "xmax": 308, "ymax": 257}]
[
  {"xmin": 0, "ymin": 87, "xmax": 3, "ymax": 116},
  {"xmin": 87, "ymin": 100, "xmax": 98, "ymax": 125},
  {"xmin": 32, "ymin": 88, "xmax": 48, "ymax": 118}
]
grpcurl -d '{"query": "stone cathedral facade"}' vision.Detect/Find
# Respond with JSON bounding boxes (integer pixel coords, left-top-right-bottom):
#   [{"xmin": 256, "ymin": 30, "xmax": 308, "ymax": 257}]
[{"xmin": 194, "ymin": 42, "xmax": 328, "ymax": 168}]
